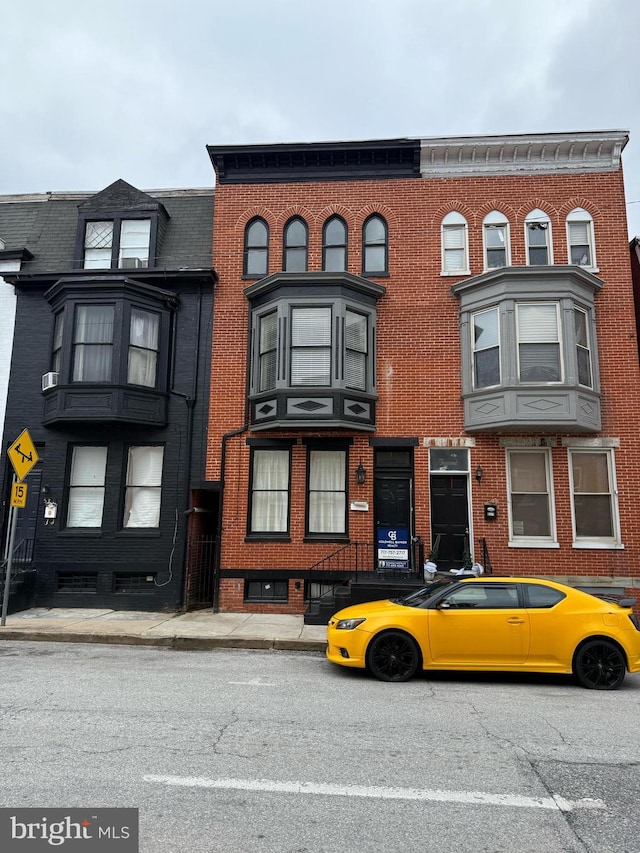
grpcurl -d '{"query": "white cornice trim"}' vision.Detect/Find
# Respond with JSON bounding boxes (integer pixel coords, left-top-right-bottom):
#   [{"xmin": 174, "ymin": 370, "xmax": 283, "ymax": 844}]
[{"xmin": 420, "ymin": 130, "xmax": 629, "ymax": 178}]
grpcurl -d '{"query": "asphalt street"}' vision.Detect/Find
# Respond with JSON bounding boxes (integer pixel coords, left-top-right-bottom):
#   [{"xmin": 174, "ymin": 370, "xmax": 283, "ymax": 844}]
[{"xmin": 1, "ymin": 642, "xmax": 639, "ymax": 852}]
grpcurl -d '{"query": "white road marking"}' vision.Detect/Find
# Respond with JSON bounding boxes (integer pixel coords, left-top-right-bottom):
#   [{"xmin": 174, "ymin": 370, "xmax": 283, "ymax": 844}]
[
  {"xmin": 226, "ymin": 679, "xmax": 275, "ymax": 686},
  {"xmin": 143, "ymin": 774, "xmax": 605, "ymax": 812}
]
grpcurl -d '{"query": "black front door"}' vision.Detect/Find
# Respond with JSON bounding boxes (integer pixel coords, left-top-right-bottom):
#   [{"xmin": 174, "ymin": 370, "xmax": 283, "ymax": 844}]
[
  {"xmin": 429, "ymin": 474, "xmax": 469, "ymax": 572},
  {"xmin": 373, "ymin": 449, "xmax": 416, "ymax": 573},
  {"xmin": 12, "ymin": 470, "xmax": 42, "ymax": 562}
]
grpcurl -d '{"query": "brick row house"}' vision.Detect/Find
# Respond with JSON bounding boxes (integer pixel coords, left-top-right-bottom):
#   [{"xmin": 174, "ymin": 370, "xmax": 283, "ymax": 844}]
[
  {"xmin": 0, "ymin": 181, "xmax": 217, "ymax": 611},
  {"xmin": 205, "ymin": 130, "xmax": 640, "ymax": 619}
]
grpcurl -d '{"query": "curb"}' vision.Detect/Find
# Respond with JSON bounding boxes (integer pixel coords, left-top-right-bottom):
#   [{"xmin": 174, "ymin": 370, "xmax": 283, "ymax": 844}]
[{"xmin": 0, "ymin": 631, "xmax": 327, "ymax": 653}]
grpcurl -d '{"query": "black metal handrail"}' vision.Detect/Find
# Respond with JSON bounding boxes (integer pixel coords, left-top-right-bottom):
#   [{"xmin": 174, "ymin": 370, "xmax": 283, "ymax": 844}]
[
  {"xmin": 0, "ymin": 538, "xmax": 35, "ymax": 574},
  {"xmin": 478, "ymin": 537, "xmax": 493, "ymax": 574}
]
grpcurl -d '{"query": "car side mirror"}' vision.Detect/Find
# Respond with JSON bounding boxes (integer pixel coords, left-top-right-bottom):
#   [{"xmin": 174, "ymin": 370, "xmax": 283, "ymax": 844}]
[{"xmin": 436, "ymin": 600, "xmax": 451, "ymax": 610}]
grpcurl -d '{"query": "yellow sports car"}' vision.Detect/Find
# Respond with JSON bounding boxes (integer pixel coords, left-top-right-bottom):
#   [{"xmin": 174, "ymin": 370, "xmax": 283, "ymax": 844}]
[{"xmin": 326, "ymin": 577, "xmax": 640, "ymax": 689}]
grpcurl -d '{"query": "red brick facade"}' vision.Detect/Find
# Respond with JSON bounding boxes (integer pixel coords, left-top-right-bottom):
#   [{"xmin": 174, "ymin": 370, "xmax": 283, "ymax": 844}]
[{"xmin": 206, "ymin": 133, "xmax": 640, "ymax": 614}]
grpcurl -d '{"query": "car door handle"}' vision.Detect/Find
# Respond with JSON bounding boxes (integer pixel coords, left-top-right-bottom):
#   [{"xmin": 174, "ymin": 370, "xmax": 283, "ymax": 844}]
[{"xmin": 506, "ymin": 617, "xmax": 526, "ymax": 624}]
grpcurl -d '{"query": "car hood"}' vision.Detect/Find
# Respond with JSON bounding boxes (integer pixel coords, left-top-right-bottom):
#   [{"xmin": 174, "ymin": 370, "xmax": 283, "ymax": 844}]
[{"xmin": 330, "ymin": 599, "xmax": 408, "ymax": 623}]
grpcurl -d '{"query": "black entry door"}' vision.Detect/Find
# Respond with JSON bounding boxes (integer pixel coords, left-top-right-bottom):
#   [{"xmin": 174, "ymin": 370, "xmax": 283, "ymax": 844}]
[
  {"xmin": 374, "ymin": 476, "xmax": 413, "ymax": 572},
  {"xmin": 429, "ymin": 474, "xmax": 468, "ymax": 572}
]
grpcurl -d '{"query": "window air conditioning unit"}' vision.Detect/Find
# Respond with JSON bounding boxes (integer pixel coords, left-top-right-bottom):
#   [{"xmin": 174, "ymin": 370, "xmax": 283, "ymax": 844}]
[
  {"xmin": 129, "ymin": 257, "xmax": 147, "ymax": 268},
  {"xmin": 41, "ymin": 372, "xmax": 59, "ymax": 391}
]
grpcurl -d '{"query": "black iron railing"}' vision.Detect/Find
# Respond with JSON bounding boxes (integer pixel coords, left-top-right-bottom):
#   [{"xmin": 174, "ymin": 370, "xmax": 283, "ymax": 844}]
[
  {"xmin": 478, "ymin": 537, "xmax": 493, "ymax": 575},
  {"xmin": 184, "ymin": 535, "xmax": 217, "ymax": 609}
]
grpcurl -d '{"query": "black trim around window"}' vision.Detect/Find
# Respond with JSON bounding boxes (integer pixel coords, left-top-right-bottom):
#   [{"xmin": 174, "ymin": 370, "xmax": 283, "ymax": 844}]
[
  {"xmin": 362, "ymin": 214, "xmax": 388, "ymax": 275},
  {"xmin": 244, "ymin": 217, "xmax": 269, "ymax": 278}
]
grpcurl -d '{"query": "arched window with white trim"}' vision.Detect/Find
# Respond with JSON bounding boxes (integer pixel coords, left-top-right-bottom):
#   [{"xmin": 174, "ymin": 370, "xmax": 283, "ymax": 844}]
[
  {"xmin": 483, "ymin": 210, "xmax": 510, "ymax": 270},
  {"xmin": 525, "ymin": 209, "xmax": 552, "ymax": 266},
  {"xmin": 566, "ymin": 208, "xmax": 596, "ymax": 269},
  {"xmin": 441, "ymin": 212, "xmax": 469, "ymax": 274}
]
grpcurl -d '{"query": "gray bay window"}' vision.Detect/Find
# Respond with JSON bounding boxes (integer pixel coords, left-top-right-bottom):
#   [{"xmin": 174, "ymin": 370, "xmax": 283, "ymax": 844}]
[{"xmin": 453, "ymin": 266, "xmax": 603, "ymax": 433}]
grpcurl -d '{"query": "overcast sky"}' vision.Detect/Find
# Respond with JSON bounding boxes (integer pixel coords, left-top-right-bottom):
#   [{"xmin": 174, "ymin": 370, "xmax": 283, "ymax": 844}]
[{"xmin": 2, "ymin": 0, "xmax": 640, "ymax": 235}]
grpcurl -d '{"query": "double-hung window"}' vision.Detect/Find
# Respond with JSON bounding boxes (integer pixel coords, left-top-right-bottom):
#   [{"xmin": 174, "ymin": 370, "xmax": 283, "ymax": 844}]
[
  {"xmin": 249, "ymin": 448, "xmax": 291, "ymax": 535},
  {"xmin": 283, "ymin": 218, "xmax": 308, "ymax": 272},
  {"xmin": 525, "ymin": 209, "xmax": 552, "ymax": 265},
  {"xmin": 291, "ymin": 307, "xmax": 332, "ymax": 386},
  {"xmin": 472, "ymin": 307, "xmax": 500, "ymax": 388},
  {"xmin": 567, "ymin": 208, "xmax": 596, "ymax": 269},
  {"xmin": 483, "ymin": 211, "xmax": 510, "ymax": 269},
  {"xmin": 244, "ymin": 218, "xmax": 269, "ymax": 277},
  {"xmin": 123, "ymin": 446, "xmax": 164, "ymax": 528},
  {"xmin": 441, "ymin": 212, "xmax": 469, "ymax": 274},
  {"xmin": 569, "ymin": 449, "xmax": 620, "ymax": 546},
  {"xmin": 362, "ymin": 215, "xmax": 388, "ymax": 274},
  {"xmin": 517, "ymin": 303, "xmax": 561, "ymax": 383},
  {"xmin": 67, "ymin": 446, "xmax": 108, "ymax": 528},
  {"xmin": 307, "ymin": 449, "xmax": 347, "ymax": 536},
  {"xmin": 258, "ymin": 312, "xmax": 278, "ymax": 392},
  {"xmin": 128, "ymin": 308, "xmax": 159, "ymax": 387},
  {"xmin": 575, "ymin": 308, "xmax": 593, "ymax": 387},
  {"xmin": 323, "ymin": 217, "xmax": 347, "ymax": 271},
  {"xmin": 83, "ymin": 219, "xmax": 151, "ymax": 269},
  {"xmin": 507, "ymin": 449, "xmax": 556, "ymax": 545},
  {"xmin": 72, "ymin": 305, "xmax": 114, "ymax": 382}
]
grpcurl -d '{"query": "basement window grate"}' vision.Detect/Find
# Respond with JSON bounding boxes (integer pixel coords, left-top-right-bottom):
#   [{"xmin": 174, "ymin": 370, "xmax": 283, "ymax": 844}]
[
  {"xmin": 114, "ymin": 573, "xmax": 155, "ymax": 593},
  {"xmin": 56, "ymin": 573, "xmax": 97, "ymax": 593}
]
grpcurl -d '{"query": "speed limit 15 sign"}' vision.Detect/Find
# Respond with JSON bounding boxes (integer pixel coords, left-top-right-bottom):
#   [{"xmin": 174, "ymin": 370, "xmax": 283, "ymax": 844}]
[{"xmin": 11, "ymin": 482, "xmax": 28, "ymax": 508}]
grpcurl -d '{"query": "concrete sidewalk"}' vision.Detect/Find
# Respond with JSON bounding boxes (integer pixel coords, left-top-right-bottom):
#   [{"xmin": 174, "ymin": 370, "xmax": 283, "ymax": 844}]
[{"xmin": 0, "ymin": 608, "xmax": 328, "ymax": 652}]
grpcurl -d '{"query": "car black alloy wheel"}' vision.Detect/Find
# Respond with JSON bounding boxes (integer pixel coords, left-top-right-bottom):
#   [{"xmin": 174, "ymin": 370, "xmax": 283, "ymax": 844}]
[
  {"xmin": 367, "ymin": 631, "xmax": 421, "ymax": 682},
  {"xmin": 574, "ymin": 639, "xmax": 626, "ymax": 690}
]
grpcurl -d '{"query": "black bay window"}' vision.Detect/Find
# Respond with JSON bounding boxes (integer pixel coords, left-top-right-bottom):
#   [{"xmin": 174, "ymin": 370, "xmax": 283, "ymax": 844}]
[{"xmin": 245, "ymin": 272, "xmax": 385, "ymax": 431}]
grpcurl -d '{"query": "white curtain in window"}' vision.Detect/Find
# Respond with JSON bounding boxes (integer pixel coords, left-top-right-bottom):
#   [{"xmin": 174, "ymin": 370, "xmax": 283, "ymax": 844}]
[
  {"xmin": 67, "ymin": 446, "xmax": 107, "ymax": 527},
  {"xmin": 123, "ymin": 446, "xmax": 164, "ymax": 528},
  {"xmin": 308, "ymin": 451, "xmax": 346, "ymax": 533},
  {"xmin": 73, "ymin": 305, "xmax": 114, "ymax": 381},
  {"xmin": 251, "ymin": 450, "xmax": 289, "ymax": 532},
  {"xmin": 128, "ymin": 309, "xmax": 159, "ymax": 386}
]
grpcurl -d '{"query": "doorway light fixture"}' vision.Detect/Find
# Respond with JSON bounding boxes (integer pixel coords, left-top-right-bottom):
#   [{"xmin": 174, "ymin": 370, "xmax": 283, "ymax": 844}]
[
  {"xmin": 475, "ymin": 465, "xmax": 483, "ymax": 482},
  {"xmin": 355, "ymin": 461, "xmax": 366, "ymax": 485}
]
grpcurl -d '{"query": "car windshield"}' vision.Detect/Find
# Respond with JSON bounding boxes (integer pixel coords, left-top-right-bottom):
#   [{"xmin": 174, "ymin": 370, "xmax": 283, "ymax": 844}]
[{"xmin": 392, "ymin": 580, "xmax": 455, "ymax": 607}]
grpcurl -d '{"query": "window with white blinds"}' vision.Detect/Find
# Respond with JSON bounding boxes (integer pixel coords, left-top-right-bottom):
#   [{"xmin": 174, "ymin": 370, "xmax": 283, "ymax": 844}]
[
  {"xmin": 118, "ymin": 219, "xmax": 151, "ymax": 268},
  {"xmin": 291, "ymin": 307, "xmax": 332, "ymax": 386},
  {"xmin": 259, "ymin": 312, "xmax": 278, "ymax": 391},
  {"xmin": 67, "ymin": 446, "xmax": 108, "ymax": 528},
  {"xmin": 123, "ymin": 446, "xmax": 164, "ymax": 528},
  {"xmin": 517, "ymin": 303, "xmax": 561, "ymax": 382},
  {"xmin": 345, "ymin": 310, "xmax": 367, "ymax": 389},
  {"xmin": 441, "ymin": 212, "xmax": 469, "ymax": 273}
]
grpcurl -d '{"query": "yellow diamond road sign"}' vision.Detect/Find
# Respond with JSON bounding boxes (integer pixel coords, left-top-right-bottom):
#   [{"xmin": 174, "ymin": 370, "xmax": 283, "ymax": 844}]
[{"xmin": 7, "ymin": 429, "xmax": 39, "ymax": 482}]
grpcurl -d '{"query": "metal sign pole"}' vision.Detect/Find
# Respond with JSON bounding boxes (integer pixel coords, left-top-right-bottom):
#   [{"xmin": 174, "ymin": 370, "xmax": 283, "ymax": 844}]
[{"xmin": 1, "ymin": 475, "xmax": 19, "ymax": 626}]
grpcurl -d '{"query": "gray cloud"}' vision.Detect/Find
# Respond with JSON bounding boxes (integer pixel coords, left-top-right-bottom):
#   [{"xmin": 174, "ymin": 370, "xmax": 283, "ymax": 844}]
[{"xmin": 2, "ymin": 0, "xmax": 639, "ymax": 233}]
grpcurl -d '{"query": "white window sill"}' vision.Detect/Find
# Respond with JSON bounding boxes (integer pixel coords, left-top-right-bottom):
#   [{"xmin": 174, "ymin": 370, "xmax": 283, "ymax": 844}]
[
  {"xmin": 440, "ymin": 269, "xmax": 470, "ymax": 277},
  {"xmin": 572, "ymin": 541, "xmax": 624, "ymax": 550},
  {"xmin": 508, "ymin": 540, "xmax": 559, "ymax": 548}
]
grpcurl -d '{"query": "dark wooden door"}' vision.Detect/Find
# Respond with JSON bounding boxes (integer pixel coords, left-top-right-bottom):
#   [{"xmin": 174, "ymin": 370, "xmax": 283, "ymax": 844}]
[
  {"xmin": 374, "ymin": 476, "xmax": 413, "ymax": 572},
  {"xmin": 429, "ymin": 474, "xmax": 469, "ymax": 572}
]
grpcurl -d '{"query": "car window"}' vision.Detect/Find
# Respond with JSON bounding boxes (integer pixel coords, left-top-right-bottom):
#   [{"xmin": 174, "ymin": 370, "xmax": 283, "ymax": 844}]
[
  {"xmin": 443, "ymin": 584, "xmax": 520, "ymax": 609},
  {"xmin": 523, "ymin": 583, "xmax": 566, "ymax": 608}
]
